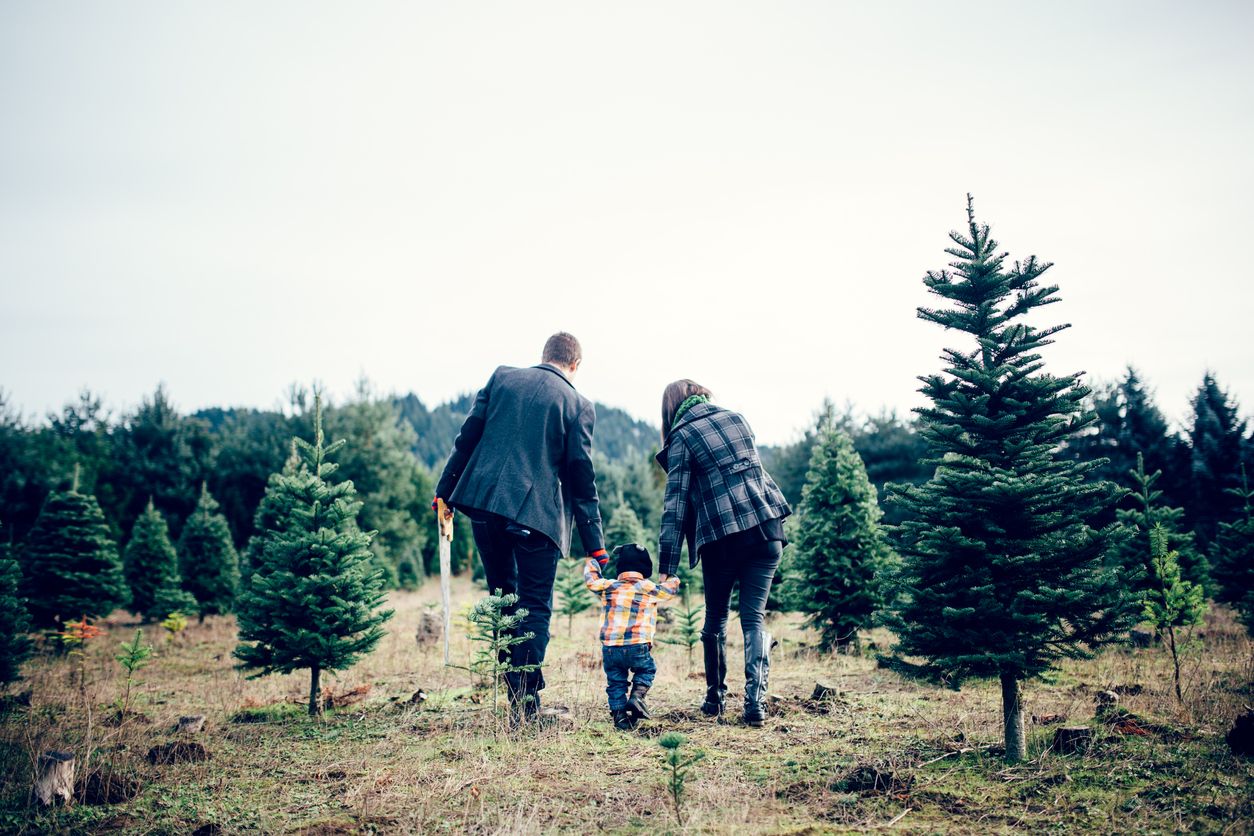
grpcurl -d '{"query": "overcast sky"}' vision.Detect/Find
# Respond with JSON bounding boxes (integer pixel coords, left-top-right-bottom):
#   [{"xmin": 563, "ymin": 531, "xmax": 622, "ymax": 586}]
[{"xmin": 2, "ymin": 1, "xmax": 1251, "ymax": 446}]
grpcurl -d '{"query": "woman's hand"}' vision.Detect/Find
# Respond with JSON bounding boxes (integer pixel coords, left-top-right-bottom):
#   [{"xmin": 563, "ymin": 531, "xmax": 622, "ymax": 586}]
[{"xmin": 659, "ymin": 574, "xmax": 671, "ymax": 583}]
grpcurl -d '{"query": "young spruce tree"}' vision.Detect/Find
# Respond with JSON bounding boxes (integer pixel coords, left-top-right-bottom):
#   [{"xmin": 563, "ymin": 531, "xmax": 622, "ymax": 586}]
[
  {"xmin": 1111, "ymin": 453, "xmax": 1206, "ymax": 597},
  {"xmin": 20, "ymin": 477, "xmax": 129, "ymax": 627},
  {"xmin": 792, "ymin": 417, "xmax": 894, "ymax": 653},
  {"xmin": 889, "ymin": 197, "xmax": 1135, "ymax": 763},
  {"xmin": 234, "ymin": 398, "xmax": 393, "ymax": 715},
  {"xmin": 177, "ymin": 483, "xmax": 240, "ymax": 620},
  {"xmin": 124, "ymin": 500, "xmax": 195, "ymax": 620},
  {"xmin": 1212, "ymin": 466, "xmax": 1254, "ymax": 635},
  {"xmin": 0, "ymin": 525, "xmax": 33, "ymax": 684}
]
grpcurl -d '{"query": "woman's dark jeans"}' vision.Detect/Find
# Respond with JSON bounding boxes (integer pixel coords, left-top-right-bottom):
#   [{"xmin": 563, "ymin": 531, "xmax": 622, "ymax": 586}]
[{"xmin": 700, "ymin": 537, "xmax": 783, "ymax": 641}]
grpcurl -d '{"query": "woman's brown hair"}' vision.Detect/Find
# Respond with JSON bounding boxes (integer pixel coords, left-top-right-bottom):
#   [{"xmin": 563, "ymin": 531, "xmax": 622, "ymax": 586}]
[{"xmin": 660, "ymin": 379, "xmax": 714, "ymax": 444}]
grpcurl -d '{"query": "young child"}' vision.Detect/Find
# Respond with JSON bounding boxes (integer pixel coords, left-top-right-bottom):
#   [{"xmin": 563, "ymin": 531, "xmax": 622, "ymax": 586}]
[{"xmin": 584, "ymin": 543, "xmax": 681, "ymax": 730}]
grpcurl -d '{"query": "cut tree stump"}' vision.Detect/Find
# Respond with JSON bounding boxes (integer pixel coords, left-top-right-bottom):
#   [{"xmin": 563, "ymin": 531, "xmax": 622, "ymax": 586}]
[
  {"xmin": 148, "ymin": 741, "xmax": 209, "ymax": 765},
  {"xmin": 1052, "ymin": 726, "xmax": 1094, "ymax": 755},
  {"xmin": 811, "ymin": 682, "xmax": 839, "ymax": 701},
  {"xmin": 178, "ymin": 715, "xmax": 206, "ymax": 734},
  {"xmin": 1227, "ymin": 710, "xmax": 1254, "ymax": 758},
  {"xmin": 1129, "ymin": 628, "xmax": 1155, "ymax": 648},
  {"xmin": 35, "ymin": 750, "xmax": 74, "ymax": 806}
]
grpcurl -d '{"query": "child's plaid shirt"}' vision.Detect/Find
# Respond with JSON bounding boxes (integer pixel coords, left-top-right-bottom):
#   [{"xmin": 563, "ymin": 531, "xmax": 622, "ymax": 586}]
[{"xmin": 583, "ymin": 559, "xmax": 681, "ymax": 646}]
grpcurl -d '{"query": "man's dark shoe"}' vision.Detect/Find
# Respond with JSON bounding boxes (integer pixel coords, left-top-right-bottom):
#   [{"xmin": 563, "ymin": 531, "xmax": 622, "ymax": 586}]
[
  {"xmin": 612, "ymin": 708, "xmax": 635, "ymax": 731},
  {"xmin": 626, "ymin": 683, "xmax": 651, "ymax": 721}
]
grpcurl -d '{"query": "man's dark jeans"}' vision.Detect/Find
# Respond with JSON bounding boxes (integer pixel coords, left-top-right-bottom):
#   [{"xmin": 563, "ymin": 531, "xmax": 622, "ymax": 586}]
[
  {"xmin": 470, "ymin": 514, "xmax": 562, "ymax": 696},
  {"xmin": 602, "ymin": 643, "xmax": 657, "ymax": 710},
  {"xmin": 700, "ymin": 537, "xmax": 783, "ymax": 641}
]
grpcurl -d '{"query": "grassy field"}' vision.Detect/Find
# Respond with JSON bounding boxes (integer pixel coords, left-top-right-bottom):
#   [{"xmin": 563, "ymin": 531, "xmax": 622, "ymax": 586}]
[{"xmin": 1, "ymin": 573, "xmax": 1251, "ymax": 834}]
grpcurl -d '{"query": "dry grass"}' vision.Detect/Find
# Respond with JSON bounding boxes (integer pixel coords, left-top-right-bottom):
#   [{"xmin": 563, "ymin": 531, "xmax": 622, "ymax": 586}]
[{"xmin": 1, "ymin": 575, "xmax": 1251, "ymax": 834}]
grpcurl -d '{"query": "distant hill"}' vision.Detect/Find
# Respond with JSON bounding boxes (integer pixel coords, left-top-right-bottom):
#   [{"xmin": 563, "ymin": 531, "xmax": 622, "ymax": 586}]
[{"xmin": 394, "ymin": 393, "xmax": 659, "ymax": 469}]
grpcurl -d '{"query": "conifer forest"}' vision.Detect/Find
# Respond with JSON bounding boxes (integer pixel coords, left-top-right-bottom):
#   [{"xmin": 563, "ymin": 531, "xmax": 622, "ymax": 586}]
[{"xmin": 0, "ymin": 199, "xmax": 1251, "ymax": 833}]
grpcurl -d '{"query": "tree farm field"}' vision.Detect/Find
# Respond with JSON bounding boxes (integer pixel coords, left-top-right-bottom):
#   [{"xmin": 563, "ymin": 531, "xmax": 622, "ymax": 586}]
[{"xmin": 2, "ymin": 576, "xmax": 1250, "ymax": 835}]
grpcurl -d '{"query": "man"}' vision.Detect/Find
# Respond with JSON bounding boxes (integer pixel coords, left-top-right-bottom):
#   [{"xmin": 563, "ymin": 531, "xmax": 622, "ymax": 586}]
[{"xmin": 435, "ymin": 332, "xmax": 606, "ymax": 720}]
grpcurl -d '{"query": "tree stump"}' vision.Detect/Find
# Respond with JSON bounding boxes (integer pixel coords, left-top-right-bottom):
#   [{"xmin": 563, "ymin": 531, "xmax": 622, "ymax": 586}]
[
  {"xmin": 35, "ymin": 750, "xmax": 74, "ymax": 806},
  {"xmin": 811, "ymin": 682, "xmax": 839, "ymax": 702},
  {"xmin": 415, "ymin": 610, "xmax": 442, "ymax": 645},
  {"xmin": 1052, "ymin": 726, "xmax": 1094, "ymax": 755},
  {"xmin": 178, "ymin": 715, "xmax": 206, "ymax": 734},
  {"xmin": 1129, "ymin": 628, "xmax": 1154, "ymax": 648},
  {"xmin": 1227, "ymin": 710, "xmax": 1254, "ymax": 758}
]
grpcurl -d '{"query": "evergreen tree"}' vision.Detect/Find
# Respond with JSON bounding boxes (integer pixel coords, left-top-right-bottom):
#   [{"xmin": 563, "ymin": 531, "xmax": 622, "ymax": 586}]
[
  {"xmin": 124, "ymin": 500, "xmax": 191, "ymax": 620},
  {"xmin": 234, "ymin": 399, "xmax": 393, "ymax": 715},
  {"xmin": 0, "ymin": 525, "xmax": 33, "ymax": 684},
  {"xmin": 1112, "ymin": 454, "xmax": 1208, "ymax": 596},
  {"xmin": 791, "ymin": 419, "xmax": 894, "ymax": 652},
  {"xmin": 888, "ymin": 198, "xmax": 1135, "ymax": 763},
  {"xmin": 604, "ymin": 502, "xmax": 648, "ymax": 549},
  {"xmin": 1143, "ymin": 524, "xmax": 1206, "ymax": 703},
  {"xmin": 177, "ymin": 483, "xmax": 240, "ymax": 619},
  {"xmin": 325, "ymin": 386, "xmax": 428, "ymax": 588},
  {"xmin": 553, "ymin": 562, "xmax": 594, "ymax": 636},
  {"xmin": 1187, "ymin": 373, "xmax": 1248, "ymax": 547},
  {"xmin": 1212, "ymin": 465, "xmax": 1254, "ymax": 634},
  {"xmin": 20, "ymin": 479, "xmax": 129, "ymax": 627}
]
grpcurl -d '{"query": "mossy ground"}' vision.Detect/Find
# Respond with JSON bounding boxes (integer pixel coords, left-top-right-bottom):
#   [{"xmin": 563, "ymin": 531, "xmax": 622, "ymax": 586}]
[{"xmin": 1, "ymin": 576, "xmax": 1250, "ymax": 834}]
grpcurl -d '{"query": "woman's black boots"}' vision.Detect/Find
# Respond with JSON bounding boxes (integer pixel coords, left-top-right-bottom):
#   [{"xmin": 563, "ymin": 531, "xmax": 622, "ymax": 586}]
[
  {"xmin": 700, "ymin": 634, "xmax": 727, "ymax": 716},
  {"xmin": 743, "ymin": 629, "xmax": 772, "ymax": 727}
]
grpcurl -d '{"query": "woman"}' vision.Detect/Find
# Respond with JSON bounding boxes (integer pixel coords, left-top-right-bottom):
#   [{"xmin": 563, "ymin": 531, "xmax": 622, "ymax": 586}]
[{"xmin": 655, "ymin": 380, "xmax": 791, "ymax": 726}]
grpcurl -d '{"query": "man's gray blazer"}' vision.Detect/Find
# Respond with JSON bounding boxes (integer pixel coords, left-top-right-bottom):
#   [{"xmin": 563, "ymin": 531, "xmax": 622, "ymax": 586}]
[{"xmin": 436, "ymin": 364, "xmax": 605, "ymax": 556}]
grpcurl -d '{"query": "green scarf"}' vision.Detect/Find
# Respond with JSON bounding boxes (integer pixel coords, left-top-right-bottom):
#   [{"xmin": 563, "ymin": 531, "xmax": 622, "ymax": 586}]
[{"xmin": 671, "ymin": 395, "xmax": 710, "ymax": 431}]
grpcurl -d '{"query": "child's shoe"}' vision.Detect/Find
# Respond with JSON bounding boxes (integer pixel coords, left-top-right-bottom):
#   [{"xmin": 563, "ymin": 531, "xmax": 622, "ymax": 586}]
[
  {"xmin": 626, "ymin": 683, "xmax": 651, "ymax": 721},
  {"xmin": 612, "ymin": 708, "xmax": 635, "ymax": 731}
]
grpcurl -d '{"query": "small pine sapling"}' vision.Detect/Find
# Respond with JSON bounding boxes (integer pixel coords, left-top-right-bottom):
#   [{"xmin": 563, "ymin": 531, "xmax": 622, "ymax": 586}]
[
  {"xmin": 554, "ymin": 562, "xmax": 594, "ymax": 636},
  {"xmin": 114, "ymin": 629, "xmax": 153, "ymax": 719},
  {"xmin": 1143, "ymin": 524, "xmax": 1207, "ymax": 703},
  {"xmin": 660, "ymin": 592, "xmax": 703, "ymax": 675},
  {"xmin": 658, "ymin": 731, "xmax": 705, "ymax": 825},
  {"xmin": 161, "ymin": 611, "xmax": 188, "ymax": 641},
  {"xmin": 457, "ymin": 590, "xmax": 539, "ymax": 719}
]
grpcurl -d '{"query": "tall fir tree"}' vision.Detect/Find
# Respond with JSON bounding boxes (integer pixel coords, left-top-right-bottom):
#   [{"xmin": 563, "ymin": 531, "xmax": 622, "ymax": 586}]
[
  {"xmin": 124, "ymin": 500, "xmax": 194, "ymax": 620},
  {"xmin": 790, "ymin": 418, "xmax": 894, "ymax": 652},
  {"xmin": 604, "ymin": 502, "xmax": 648, "ymax": 550},
  {"xmin": 1187, "ymin": 373, "xmax": 1248, "ymax": 548},
  {"xmin": 1212, "ymin": 465, "xmax": 1254, "ymax": 634},
  {"xmin": 177, "ymin": 483, "xmax": 240, "ymax": 620},
  {"xmin": 888, "ymin": 197, "xmax": 1136, "ymax": 762},
  {"xmin": 0, "ymin": 524, "xmax": 33, "ymax": 684},
  {"xmin": 234, "ymin": 398, "xmax": 393, "ymax": 715},
  {"xmin": 1111, "ymin": 454, "xmax": 1208, "ymax": 596},
  {"xmin": 20, "ymin": 475, "xmax": 129, "ymax": 627}
]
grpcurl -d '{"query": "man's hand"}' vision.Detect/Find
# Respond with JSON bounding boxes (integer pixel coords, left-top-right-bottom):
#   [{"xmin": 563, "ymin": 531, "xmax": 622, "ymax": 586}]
[
  {"xmin": 433, "ymin": 498, "xmax": 454, "ymax": 541},
  {"xmin": 659, "ymin": 574, "xmax": 671, "ymax": 583}
]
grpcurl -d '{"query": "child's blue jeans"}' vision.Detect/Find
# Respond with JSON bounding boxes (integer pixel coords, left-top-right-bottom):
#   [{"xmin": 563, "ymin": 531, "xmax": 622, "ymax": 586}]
[{"xmin": 602, "ymin": 643, "xmax": 657, "ymax": 710}]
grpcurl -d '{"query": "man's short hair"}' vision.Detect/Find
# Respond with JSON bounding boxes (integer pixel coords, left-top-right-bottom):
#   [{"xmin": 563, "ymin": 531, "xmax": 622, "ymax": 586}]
[{"xmin": 542, "ymin": 332, "xmax": 582, "ymax": 367}]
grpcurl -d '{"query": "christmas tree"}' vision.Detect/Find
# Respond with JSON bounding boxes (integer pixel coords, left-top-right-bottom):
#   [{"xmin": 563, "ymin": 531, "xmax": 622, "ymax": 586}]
[
  {"xmin": 889, "ymin": 197, "xmax": 1135, "ymax": 762},
  {"xmin": 1111, "ymin": 454, "xmax": 1207, "ymax": 596},
  {"xmin": 20, "ymin": 477, "xmax": 129, "ymax": 627},
  {"xmin": 553, "ymin": 561, "xmax": 594, "ymax": 636},
  {"xmin": 0, "ymin": 525, "xmax": 33, "ymax": 684},
  {"xmin": 792, "ymin": 418, "xmax": 895, "ymax": 653},
  {"xmin": 177, "ymin": 483, "xmax": 240, "ymax": 620},
  {"xmin": 233, "ymin": 398, "xmax": 393, "ymax": 715},
  {"xmin": 1212, "ymin": 466, "xmax": 1254, "ymax": 635},
  {"xmin": 1142, "ymin": 524, "xmax": 1206, "ymax": 703},
  {"xmin": 1187, "ymin": 374, "xmax": 1247, "ymax": 548},
  {"xmin": 604, "ymin": 502, "xmax": 648, "ymax": 549},
  {"xmin": 124, "ymin": 499, "xmax": 194, "ymax": 620}
]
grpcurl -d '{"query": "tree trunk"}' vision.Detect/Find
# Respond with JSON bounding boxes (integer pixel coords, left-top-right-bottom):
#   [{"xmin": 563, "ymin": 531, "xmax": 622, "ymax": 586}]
[
  {"xmin": 308, "ymin": 664, "xmax": 322, "ymax": 716},
  {"xmin": 35, "ymin": 750, "xmax": 75, "ymax": 806},
  {"xmin": 1001, "ymin": 673, "xmax": 1026, "ymax": 763}
]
